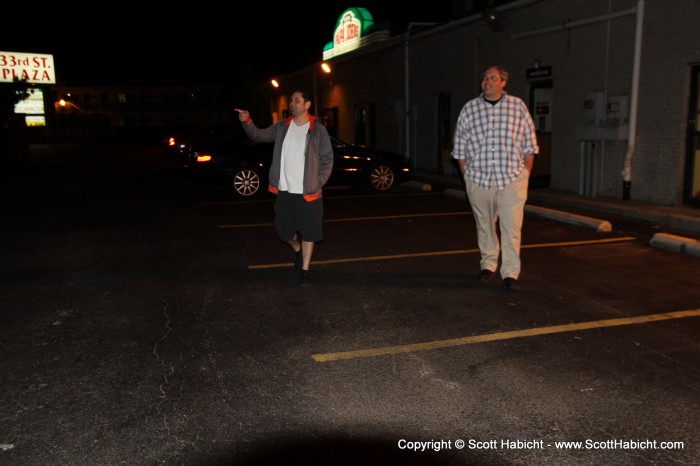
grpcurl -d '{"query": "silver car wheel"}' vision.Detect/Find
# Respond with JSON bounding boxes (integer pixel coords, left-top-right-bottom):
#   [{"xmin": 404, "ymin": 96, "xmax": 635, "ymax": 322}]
[
  {"xmin": 232, "ymin": 169, "xmax": 261, "ymax": 196},
  {"xmin": 369, "ymin": 164, "xmax": 395, "ymax": 191}
]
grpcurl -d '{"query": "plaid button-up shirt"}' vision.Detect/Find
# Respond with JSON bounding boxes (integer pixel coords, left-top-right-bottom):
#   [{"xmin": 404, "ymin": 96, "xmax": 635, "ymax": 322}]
[{"xmin": 452, "ymin": 92, "xmax": 539, "ymax": 189}]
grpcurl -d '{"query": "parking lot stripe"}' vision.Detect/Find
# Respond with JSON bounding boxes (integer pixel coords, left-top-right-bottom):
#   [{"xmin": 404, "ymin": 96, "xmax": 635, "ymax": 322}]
[
  {"xmin": 311, "ymin": 309, "xmax": 700, "ymax": 362},
  {"xmin": 324, "ymin": 212, "xmax": 471, "ymax": 223},
  {"xmin": 247, "ymin": 237, "xmax": 636, "ymax": 269},
  {"xmin": 204, "ymin": 191, "xmax": 442, "ymax": 206},
  {"xmin": 220, "ymin": 211, "xmax": 470, "ymax": 228}
]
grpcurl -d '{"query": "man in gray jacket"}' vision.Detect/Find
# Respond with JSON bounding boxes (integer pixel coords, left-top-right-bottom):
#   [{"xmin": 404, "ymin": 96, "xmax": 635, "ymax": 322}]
[{"xmin": 235, "ymin": 90, "xmax": 334, "ymax": 287}]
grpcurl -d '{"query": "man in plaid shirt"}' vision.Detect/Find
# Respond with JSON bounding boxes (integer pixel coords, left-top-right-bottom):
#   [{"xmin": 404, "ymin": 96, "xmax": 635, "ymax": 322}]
[{"xmin": 452, "ymin": 65, "xmax": 539, "ymax": 289}]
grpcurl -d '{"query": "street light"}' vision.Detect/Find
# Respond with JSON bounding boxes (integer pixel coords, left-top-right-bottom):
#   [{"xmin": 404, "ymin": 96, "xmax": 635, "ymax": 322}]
[
  {"xmin": 314, "ymin": 62, "xmax": 332, "ymax": 117},
  {"xmin": 268, "ymin": 63, "xmax": 332, "ymax": 119},
  {"xmin": 55, "ymin": 97, "xmax": 94, "ymax": 138},
  {"xmin": 57, "ymin": 99, "xmax": 84, "ymax": 112}
]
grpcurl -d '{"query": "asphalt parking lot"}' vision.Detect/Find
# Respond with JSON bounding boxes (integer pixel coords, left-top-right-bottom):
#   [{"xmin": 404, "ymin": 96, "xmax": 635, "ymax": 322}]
[{"xmin": 1, "ymin": 143, "xmax": 699, "ymax": 465}]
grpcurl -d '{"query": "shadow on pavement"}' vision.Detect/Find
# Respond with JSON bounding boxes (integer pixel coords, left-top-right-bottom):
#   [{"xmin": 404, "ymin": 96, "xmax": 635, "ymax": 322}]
[{"xmin": 206, "ymin": 433, "xmax": 493, "ymax": 466}]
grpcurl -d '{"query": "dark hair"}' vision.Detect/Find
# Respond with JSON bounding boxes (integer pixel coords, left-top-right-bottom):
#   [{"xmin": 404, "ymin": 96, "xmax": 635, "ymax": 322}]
[
  {"xmin": 291, "ymin": 90, "xmax": 314, "ymax": 110},
  {"xmin": 481, "ymin": 65, "xmax": 509, "ymax": 83}
]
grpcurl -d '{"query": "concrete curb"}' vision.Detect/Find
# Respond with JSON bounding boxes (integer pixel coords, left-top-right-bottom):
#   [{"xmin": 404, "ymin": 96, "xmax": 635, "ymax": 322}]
[
  {"xmin": 649, "ymin": 233, "xmax": 700, "ymax": 258},
  {"xmin": 423, "ymin": 184, "xmax": 699, "ymax": 257},
  {"xmin": 665, "ymin": 215, "xmax": 700, "ymax": 235},
  {"xmin": 527, "ymin": 191, "xmax": 700, "ymax": 234},
  {"xmin": 525, "ymin": 205, "xmax": 613, "ymax": 232},
  {"xmin": 444, "ymin": 188, "xmax": 613, "ymax": 232}
]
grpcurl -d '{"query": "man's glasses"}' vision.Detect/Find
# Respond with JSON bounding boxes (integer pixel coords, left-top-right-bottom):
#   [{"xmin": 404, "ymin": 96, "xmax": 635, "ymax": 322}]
[{"xmin": 482, "ymin": 75, "xmax": 500, "ymax": 82}]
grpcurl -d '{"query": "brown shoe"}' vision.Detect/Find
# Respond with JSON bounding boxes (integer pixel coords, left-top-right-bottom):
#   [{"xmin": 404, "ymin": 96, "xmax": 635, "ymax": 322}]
[{"xmin": 478, "ymin": 269, "xmax": 494, "ymax": 281}]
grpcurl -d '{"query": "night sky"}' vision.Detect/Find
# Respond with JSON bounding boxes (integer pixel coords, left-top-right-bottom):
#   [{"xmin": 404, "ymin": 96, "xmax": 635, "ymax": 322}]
[{"xmin": 3, "ymin": 2, "xmax": 454, "ymax": 87}]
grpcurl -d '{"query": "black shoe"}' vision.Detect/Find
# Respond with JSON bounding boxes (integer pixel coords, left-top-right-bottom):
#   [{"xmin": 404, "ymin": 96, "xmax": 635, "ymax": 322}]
[
  {"xmin": 478, "ymin": 269, "xmax": 494, "ymax": 281},
  {"xmin": 299, "ymin": 270, "xmax": 311, "ymax": 287},
  {"xmin": 503, "ymin": 277, "xmax": 519, "ymax": 289},
  {"xmin": 294, "ymin": 250, "xmax": 302, "ymax": 269}
]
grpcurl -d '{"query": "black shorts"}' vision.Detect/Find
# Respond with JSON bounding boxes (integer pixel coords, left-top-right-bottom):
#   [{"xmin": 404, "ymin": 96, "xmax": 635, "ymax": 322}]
[{"xmin": 274, "ymin": 191, "xmax": 324, "ymax": 242}]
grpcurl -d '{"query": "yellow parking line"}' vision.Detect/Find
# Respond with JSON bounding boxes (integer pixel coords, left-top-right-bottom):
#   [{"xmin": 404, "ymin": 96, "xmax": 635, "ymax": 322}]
[
  {"xmin": 520, "ymin": 237, "xmax": 636, "ymax": 249},
  {"xmin": 220, "ymin": 222, "xmax": 275, "ymax": 228},
  {"xmin": 205, "ymin": 191, "xmax": 441, "ymax": 206},
  {"xmin": 324, "ymin": 212, "xmax": 470, "ymax": 223},
  {"xmin": 312, "ymin": 309, "xmax": 700, "ymax": 362},
  {"xmin": 219, "ymin": 211, "xmax": 469, "ymax": 229},
  {"xmin": 203, "ymin": 199, "xmax": 273, "ymax": 206},
  {"xmin": 325, "ymin": 192, "xmax": 443, "ymax": 199},
  {"xmin": 247, "ymin": 237, "xmax": 636, "ymax": 269}
]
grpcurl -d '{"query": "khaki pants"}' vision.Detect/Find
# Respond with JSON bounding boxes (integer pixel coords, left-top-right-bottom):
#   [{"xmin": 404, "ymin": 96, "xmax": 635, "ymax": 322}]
[{"xmin": 465, "ymin": 169, "xmax": 529, "ymax": 279}]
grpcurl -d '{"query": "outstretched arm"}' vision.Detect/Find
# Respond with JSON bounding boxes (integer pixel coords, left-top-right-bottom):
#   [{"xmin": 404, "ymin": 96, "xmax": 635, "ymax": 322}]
[{"xmin": 234, "ymin": 108, "xmax": 277, "ymax": 143}]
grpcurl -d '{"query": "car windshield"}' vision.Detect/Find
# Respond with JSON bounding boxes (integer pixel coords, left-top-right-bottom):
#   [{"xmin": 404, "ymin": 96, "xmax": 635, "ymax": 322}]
[{"xmin": 330, "ymin": 136, "xmax": 349, "ymax": 147}]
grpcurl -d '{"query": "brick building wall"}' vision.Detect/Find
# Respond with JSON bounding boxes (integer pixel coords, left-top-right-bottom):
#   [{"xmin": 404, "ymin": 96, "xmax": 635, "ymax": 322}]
[{"xmin": 254, "ymin": 0, "xmax": 700, "ymax": 206}]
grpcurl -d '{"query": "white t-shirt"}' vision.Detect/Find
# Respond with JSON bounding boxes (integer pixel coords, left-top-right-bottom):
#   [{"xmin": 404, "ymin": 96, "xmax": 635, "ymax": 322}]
[{"xmin": 279, "ymin": 121, "xmax": 309, "ymax": 193}]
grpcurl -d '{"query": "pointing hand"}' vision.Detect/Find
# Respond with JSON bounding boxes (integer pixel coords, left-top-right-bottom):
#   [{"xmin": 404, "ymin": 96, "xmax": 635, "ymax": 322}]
[{"xmin": 234, "ymin": 108, "xmax": 249, "ymax": 122}]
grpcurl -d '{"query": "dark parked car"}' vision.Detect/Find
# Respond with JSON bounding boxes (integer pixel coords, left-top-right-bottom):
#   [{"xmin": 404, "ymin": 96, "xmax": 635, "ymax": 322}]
[{"xmin": 162, "ymin": 124, "xmax": 412, "ymax": 196}]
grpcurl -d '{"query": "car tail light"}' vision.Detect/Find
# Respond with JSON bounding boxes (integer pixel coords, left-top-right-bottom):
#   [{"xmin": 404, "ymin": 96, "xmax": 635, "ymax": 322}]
[
  {"xmin": 195, "ymin": 153, "xmax": 212, "ymax": 163},
  {"xmin": 167, "ymin": 137, "xmax": 176, "ymax": 147}
]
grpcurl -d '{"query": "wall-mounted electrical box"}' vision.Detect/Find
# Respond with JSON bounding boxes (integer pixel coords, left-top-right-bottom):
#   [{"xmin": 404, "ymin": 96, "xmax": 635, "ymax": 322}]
[
  {"xmin": 583, "ymin": 92, "xmax": 605, "ymax": 125},
  {"xmin": 606, "ymin": 95, "xmax": 629, "ymax": 125},
  {"xmin": 576, "ymin": 92, "xmax": 630, "ymax": 140}
]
